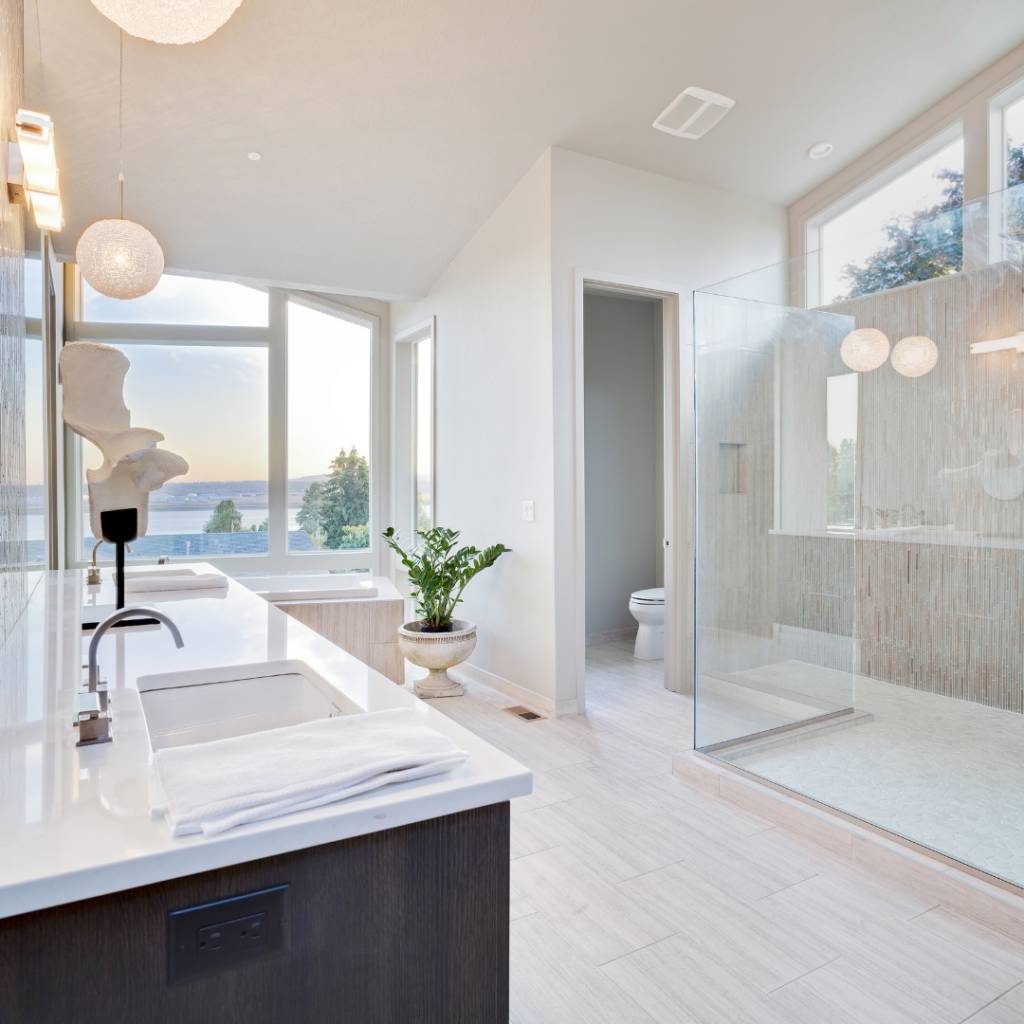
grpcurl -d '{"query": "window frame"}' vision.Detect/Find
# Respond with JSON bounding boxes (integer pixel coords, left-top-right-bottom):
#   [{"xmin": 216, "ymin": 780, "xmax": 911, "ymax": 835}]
[
  {"xmin": 805, "ymin": 123, "xmax": 964, "ymax": 307},
  {"xmin": 63, "ymin": 269, "xmax": 383, "ymax": 576},
  {"xmin": 391, "ymin": 317, "xmax": 435, "ymax": 565}
]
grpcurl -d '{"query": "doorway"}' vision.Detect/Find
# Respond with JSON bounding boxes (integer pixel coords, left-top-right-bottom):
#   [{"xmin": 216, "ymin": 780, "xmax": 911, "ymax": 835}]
[{"xmin": 572, "ymin": 270, "xmax": 689, "ymax": 714}]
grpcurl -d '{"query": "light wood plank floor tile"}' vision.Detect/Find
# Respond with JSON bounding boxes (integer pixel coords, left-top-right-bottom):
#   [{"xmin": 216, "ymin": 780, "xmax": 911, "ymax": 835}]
[
  {"xmin": 518, "ymin": 795, "xmax": 685, "ymax": 883},
  {"xmin": 601, "ymin": 933, "xmax": 786, "ymax": 1024},
  {"xmin": 511, "ymin": 769, "xmax": 577, "ymax": 813},
  {"xmin": 510, "ymin": 882, "xmax": 537, "ymax": 922},
  {"xmin": 510, "ymin": 913, "xmax": 657, "ymax": 1024},
  {"xmin": 964, "ymin": 982, "xmax": 1024, "ymax": 1024},
  {"xmin": 510, "ymin": 809, "xmax": 560, "ymax": 860},
  {"xmin": 620, "ymin": 860, "xmax": 840, "ymax": 993},
  {"xmin": 418, "ymin": 640, "xmax": 1024, "ymax": 1023},
  {"xmin": 510, "ymin": 845, "xmax": 676, "ymax": 965}
]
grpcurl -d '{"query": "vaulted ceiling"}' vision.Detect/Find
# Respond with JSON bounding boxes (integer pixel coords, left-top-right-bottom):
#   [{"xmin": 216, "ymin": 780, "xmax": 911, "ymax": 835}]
[{"xmin": 26, "ymin": 0, "xmax": 1024, "ymax": 298}]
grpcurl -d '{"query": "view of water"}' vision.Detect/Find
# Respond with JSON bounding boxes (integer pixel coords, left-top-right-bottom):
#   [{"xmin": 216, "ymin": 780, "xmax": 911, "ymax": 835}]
[{"xmin": 25, "ymin": 508, "xmax": 301, "ymax": 541}]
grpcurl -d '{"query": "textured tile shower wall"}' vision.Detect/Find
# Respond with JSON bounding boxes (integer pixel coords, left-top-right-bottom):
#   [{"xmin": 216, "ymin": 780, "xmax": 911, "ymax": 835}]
[
  {"xmin": 698, "ymin": 261, "xmax": 1024, "ymax": 715},
  {"xmin": 0, "ymin": 0, "xmax": 25, "ymax": 649},
  {"xmin": 828, "ymin": 264, "xmax": 1024, "ymax": 710}
]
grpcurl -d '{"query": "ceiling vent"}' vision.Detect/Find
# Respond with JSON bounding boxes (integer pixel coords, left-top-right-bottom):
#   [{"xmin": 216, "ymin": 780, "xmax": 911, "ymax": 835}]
[{"xmin": 653, "ymin": 87, "xmax": 735, "ymax": 139}]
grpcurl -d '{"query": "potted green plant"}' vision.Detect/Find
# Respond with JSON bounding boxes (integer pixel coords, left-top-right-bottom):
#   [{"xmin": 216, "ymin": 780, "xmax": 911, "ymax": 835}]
[{"xmin": 383, "ymin": 526, "xmax": 509, "ymax": 698}]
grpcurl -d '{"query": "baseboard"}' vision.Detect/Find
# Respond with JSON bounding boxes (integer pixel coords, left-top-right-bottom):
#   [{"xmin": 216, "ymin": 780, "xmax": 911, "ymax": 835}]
[
  {"xmin": 449, "ymin": 663, "xmax": 576, "ymax": 718},
  {"xmin": 672, "ymin": 750, "xmax": 1024, "ymax": 942},
  {"xmin": 585, "ymin": 627, "xmax": 638, "ymax": 646}
]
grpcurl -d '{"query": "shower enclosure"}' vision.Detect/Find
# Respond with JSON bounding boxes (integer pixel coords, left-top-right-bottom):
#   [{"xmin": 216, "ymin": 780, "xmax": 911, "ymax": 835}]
[{"xmin": 694, "ymin": 183, "xmax": 1024, "ymax": 889}]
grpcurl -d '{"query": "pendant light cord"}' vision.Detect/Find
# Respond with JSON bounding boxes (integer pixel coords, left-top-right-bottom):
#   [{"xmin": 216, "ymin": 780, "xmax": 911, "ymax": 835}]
[{"xmin": 118, "ymin": 28, "xmax": 123, "ymax": 219}]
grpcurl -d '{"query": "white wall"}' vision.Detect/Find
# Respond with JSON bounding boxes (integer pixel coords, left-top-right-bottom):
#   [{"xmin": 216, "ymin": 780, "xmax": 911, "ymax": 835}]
[
  {"xmin": 550, "ymin": 148, "xmax": 788, "ymax": 703},
  {"xmin": 390, "ymin": 151, "xmax": 558, "ymax": 702},
  {"xmin": 584, "ymin": 293, "xmax": 661, "ymax": 634},
  {"xmin": 391, "ymin": 147, "xmax": 787, "ymax": 709}
]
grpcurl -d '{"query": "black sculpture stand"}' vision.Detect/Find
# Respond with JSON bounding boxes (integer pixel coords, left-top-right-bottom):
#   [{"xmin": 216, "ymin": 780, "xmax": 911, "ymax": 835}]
[{"xmin": 100, "ymin": 509, "xmax": 138, "ymax": 611}]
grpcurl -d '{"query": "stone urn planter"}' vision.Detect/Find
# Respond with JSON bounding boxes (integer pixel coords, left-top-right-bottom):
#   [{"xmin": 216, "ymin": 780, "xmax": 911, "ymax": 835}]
[{"xmin": 397, "ymin": 619, "xmax": 477, "ymax": 698}]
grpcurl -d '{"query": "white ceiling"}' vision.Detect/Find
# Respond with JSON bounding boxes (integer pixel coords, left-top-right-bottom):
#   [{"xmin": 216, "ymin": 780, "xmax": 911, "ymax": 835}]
[{"xmin": 26, "ymin": 0, "xmax": 1024, "ymax": 299}]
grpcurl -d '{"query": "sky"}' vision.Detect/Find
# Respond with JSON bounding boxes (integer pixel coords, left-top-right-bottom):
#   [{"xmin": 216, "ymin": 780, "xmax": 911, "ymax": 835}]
[
  {"xmin": 287, "ymin": 301, "xmax": 371, "ymax": 480},
  {"xmin": 24, "ymin": 270, "xmax": 371, "ymax": 485},
  {"xmin": 821, "ymin": 138, "xmax": 964, "ymax": 303}
]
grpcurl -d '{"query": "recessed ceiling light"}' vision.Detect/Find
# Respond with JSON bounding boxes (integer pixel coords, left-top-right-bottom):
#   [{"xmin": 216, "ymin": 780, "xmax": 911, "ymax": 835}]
[
  {"xmin": 809, "ymin": 141, "xmax": 833, "ymax": 160},
  {"xmin": 248, "ymin": 152, "xmax": 261, "ymax": 161}
]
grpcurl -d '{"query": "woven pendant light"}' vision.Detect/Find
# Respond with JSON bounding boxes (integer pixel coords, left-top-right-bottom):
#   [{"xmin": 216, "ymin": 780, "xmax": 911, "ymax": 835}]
[
  {"xmin": 840, "ymin": 328, "xmax": 890, "ymax": 372},
  {"xmin": 90, "ymin": 0, "xmax": 244, "ymax": 45},
  {"xmin": 76, "ymin": 32, "xmax": 165, "ymax": 301},
  {"xmin": 890, "ymin": 335, "xmax": 939, "ymax": 377}
]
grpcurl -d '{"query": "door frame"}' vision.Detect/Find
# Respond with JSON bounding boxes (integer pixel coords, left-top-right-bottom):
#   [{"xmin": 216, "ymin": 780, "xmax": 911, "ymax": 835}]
[{"xmin": 572, "ymin": 268, "xmax": 690, "ymax": 713}]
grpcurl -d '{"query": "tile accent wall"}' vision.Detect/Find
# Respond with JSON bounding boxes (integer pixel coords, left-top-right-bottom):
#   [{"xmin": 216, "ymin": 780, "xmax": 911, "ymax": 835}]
[
  {"xmin": 828, "ymin": 264, "xmax": 1024, "ymax": 711},
  {"xmin": 0, "ymin": 0, "xmax": 25, "ymax": 649},
  {"xmin": 697, "ymin": 260, "xmax": 1024, "ymax": 717}
]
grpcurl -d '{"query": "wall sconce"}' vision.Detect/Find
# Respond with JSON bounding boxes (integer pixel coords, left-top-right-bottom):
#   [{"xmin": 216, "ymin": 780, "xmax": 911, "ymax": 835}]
[
  {"xmin": 970, "ymin": 331, "xmax": 1024, "ymax": 355},
  {"xmin": 7, "ymin": 109, "xmax": 63, "ymax": 231}
]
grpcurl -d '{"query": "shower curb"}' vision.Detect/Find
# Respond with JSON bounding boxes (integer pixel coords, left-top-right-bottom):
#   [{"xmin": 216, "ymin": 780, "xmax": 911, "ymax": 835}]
[{"xmin": 673, "ymin": 749, "xmax": 1024, "ymax": 943}]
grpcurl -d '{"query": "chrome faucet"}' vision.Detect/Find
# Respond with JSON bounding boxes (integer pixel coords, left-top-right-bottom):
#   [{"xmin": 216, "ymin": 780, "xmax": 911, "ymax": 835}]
[
  {"xmin": 88, "ymin": 606, "xmax": 184, "ymax": 691},
  {"xmin": 78, "ymin": 607, "xmax": 184, "ymax": 747}
]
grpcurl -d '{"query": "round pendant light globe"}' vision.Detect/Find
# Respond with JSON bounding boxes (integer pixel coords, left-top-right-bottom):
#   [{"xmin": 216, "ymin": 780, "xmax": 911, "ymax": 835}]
[
  {"xmin": 840, "ymin": 328, "xmax": 890, "ymax": 372},
  {"xmin": 890, "ymin": 335, "xmax": 939, "ymax": 377},
  {"xmin": 90, "ymin": 0, "xmax": 244, "ymax": 44},
  {"xmin": 76, "ymin": 219, "xmax": 164, "ymax": 300}
]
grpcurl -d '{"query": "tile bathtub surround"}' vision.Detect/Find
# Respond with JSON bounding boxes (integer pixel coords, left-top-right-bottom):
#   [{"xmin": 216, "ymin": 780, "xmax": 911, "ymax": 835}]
[
  {"xmin": 425, "ymin": 639, "xmax": 1024, "ymax": 1024},
  {"xmin": 0, "ymin": 0, "xmax": 25, "ymax": 648}
]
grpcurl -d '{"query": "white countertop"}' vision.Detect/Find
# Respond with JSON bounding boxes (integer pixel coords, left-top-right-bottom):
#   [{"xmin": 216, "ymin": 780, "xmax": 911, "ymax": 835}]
[{"xmin": 0, "ymin": 565, "xmax": 531, "ymax": 920}]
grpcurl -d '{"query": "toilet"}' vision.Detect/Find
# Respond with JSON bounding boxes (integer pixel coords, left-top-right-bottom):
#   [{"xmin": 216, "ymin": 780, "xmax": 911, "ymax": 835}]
[{"xmin": 628, "ymin": 588, "xmax": 665, "ymax": 660}]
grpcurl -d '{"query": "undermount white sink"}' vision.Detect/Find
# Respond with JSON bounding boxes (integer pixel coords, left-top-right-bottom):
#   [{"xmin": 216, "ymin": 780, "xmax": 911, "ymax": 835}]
[{"xmin": 137, "ymin": 660, "xmax": 360, "ymax": 751}]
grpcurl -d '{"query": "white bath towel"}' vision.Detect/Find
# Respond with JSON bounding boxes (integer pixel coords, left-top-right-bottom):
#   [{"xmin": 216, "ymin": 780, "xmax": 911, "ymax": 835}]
[
  {"xmin": 125, "ymin": 574, "xmax": 228, "ymax": 593},
  {"xmin": 150, "ymin": 708, "xmax": 469, "ymax": 837}
]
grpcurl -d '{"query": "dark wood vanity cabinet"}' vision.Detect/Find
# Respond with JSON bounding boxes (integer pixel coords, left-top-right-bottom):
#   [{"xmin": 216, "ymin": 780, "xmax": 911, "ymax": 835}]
[{"xmin": 0, "ymin": 802, "xmax": 510, "ymax": 1024}]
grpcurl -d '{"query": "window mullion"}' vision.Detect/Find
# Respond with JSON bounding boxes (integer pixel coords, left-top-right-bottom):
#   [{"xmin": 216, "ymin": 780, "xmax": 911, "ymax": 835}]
[{"xmin": 267, "ymin": 289, "xmax": 288, "ymax": 574}]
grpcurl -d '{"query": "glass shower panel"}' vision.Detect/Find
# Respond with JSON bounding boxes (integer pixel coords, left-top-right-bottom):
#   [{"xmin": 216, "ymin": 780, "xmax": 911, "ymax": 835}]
[
  {"xmin": 694, "ymin": 291, "xmax": 857, "ymax": 756},
  {"xmin": 693, "ymin": 181, "xmax": 1024, "ymax": 890}
]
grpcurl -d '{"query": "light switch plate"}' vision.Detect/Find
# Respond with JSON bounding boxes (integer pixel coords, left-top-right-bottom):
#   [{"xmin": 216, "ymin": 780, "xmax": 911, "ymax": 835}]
[{"xmin": 522, "ymin": 501, "xmax": 535, "ymax": 522}]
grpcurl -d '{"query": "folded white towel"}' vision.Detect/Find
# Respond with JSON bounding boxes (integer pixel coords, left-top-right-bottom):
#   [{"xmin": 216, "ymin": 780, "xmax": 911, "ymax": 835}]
[
  {"xmin": 125, "ymin": 574, "xmax": 228, "ymax": 593},
  {"xmin": 150, "ymin": 707, "xmax": 469, "ymax": 837}
]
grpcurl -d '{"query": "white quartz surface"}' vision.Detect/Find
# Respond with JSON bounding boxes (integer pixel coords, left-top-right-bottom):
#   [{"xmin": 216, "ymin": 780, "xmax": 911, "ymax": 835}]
[{"xmin": 0, "ymin": 566, "xmax": 531, "ymax": 919}]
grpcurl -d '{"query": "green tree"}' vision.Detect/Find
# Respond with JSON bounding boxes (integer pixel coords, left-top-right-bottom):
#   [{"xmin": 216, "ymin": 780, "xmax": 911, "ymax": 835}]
[
  {"xmin": 1010, "ymin": 140, "xmax": 1024, "ymax": 188},
  {"xmin": 321, "ymin": 447, "xmax": 370, "ymax": 549},
  {"xmin": 203, "ymin": 499, "xmax": 243, "ymax": 533},
  {"xmin": 839, "ymin": 142, "xmax": 1024, "ymax": 300},
  {"xmin": 839, "ymin": 169, "xmax": 963, "ymax": 299},
  {"xmin": 297, "ymin": 481, "xmax": 327, "ymax": 547},
  {"xmin": 828, "ymin": 438, "xmax": 856, "ymax": 527}
]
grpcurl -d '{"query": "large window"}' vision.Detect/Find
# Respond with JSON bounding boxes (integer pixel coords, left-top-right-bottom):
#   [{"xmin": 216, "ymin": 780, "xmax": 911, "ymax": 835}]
[
  {"xmin": 826, "ymin": 373, "xmax": 857, "ymax": 529},
  {"xmin": 287, "ymin": 300, "xmax": 372, "ymax": 552},
  {"xmin": 819, "ymin": 137, "xmax": 964, "ymax": 304},
  {"xmin": 68, "ymin": 272, "xmax": 379, "ymax": 574},
  {"xmin": 413, "ymin": 334, "xmax": 433, "ymax": 535},
  {"xmin": 80, "ymin": 344, "xmax": 269, "ymax": 562},
  {"xmin": 392, "ymin": 320, "xmax": 434, "ymax": 561},
  {"xmin": 1006, "ymin": 94, "xmax": 1024, "ymax": 188}
]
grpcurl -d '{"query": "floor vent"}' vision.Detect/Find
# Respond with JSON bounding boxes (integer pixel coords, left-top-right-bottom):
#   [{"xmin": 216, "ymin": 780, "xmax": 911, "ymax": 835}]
[{"xmin": 504, "ymin": 705, "xmax": 544, "ymax": 722}]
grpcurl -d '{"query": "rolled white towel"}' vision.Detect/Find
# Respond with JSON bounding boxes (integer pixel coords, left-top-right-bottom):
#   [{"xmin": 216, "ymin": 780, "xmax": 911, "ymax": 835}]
[
  {"xmin": 150, "ymin": 707, "xmax": 469, "ymax": 837},
  {"xmin": 125, "ymin": 574, "xmax": 228, "ymax": 593}
]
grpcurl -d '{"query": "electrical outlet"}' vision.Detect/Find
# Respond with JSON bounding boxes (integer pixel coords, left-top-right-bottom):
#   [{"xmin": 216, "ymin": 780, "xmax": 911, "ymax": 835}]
[
  {"xmin": 198, "ymin": 912, "xmax": 266, "ymax": 957},
  {"xmin": 168, "ymin": 884, "xmax": 289, "ymax": 984},
  {"xmin": 522, "ymin": 501, "xmax": 535, "ymax": 522}
]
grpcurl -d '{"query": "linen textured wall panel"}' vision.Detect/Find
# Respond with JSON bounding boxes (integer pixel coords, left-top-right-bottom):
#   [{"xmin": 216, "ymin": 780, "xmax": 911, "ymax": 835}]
[
  {"xmin": 0, "ymin": 0, "xmax": 25, "ymax": 650},
  {"xmin": 819, "ymin": 263, "xmax": 1024, "ymax": 711}
]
